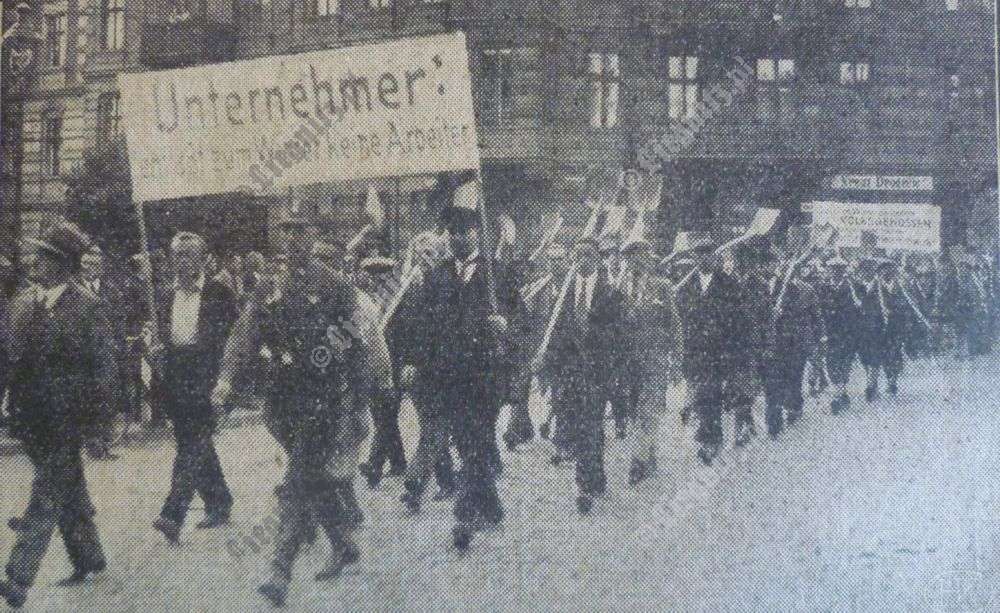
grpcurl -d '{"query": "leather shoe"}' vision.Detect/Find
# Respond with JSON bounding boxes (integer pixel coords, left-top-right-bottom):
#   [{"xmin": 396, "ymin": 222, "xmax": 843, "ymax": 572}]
[
  {"xmin": 452, "ymin": 524, "xmax": 473, "ymax": 553},
  {"xmin": 576, "ymin": 495, "xmax": 594, "ymax": 515},
  {"xmin": 7, "ymin": 516, "xmax": 25, "ymax": 532},
  {"xmin": 153, "ymin": 516, "xmax": 181, "ymax": 545},
  {"xmin": 359, "ymin": 462, "xmax": 382, "ymax": 489},
  {"xmin": 257, "ymin": 579, "xmax": 288, "ymax": 608},
  {"xmin": 0, "ymin": 579, "xmax": 28, "ymax": 608},
  {"xmin": 55, "ymin": 561, "xmax": 105, "ymax": 587}
]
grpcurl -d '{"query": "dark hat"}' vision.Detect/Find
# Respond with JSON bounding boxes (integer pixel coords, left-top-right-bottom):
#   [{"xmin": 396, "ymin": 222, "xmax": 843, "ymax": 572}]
[{"xmin": 27, "ymin": 221, "xmax": 92, "ymax": 266}]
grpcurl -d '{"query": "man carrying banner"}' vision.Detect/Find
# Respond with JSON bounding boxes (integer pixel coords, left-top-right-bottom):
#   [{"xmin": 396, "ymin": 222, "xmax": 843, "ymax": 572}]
[
  {"xmin": 149, "ymin": 232, "xmax": 238, "ymax": 544},
  {"xmin": 404, "ymin": 175, "xmax": 521, "ymax": 550},
  {"xmin": 675, "ymin": 231, "xmax": 751, "ymax": 465}
]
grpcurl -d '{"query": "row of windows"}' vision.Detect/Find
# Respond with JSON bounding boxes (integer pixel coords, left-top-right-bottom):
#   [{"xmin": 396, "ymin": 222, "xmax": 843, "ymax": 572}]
[
  {"xmin": 37, "ymin": 94, "xmax": 120, "ymax": 177},
  {"xmin": 309, "ymin": 0, "xmax": 441, "ymax": 17},
  {"xmin": 43, "ymin": 1, "xmax": 125, "ymax": 69}
]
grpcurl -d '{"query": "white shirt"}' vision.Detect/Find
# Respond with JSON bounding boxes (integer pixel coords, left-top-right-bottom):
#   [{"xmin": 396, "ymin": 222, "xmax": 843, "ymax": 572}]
[
  {"xmin": 171, "ymin": 274, "xmax": 205, "ymax": 346},
  {"xmin": 574, "ymin": 271, "xmax": 598, "ymax": 314},
  {"xmin": 37, "ymin": 283, "xmax": 68, "ymax": 310},
  {"xmin": 455, "ymin": 249, "xmax": 479, "ymax": 284},
  {"xmin": 83, "ymin": 278, "xmax": 101, "ymax": 295},
  {"xmin": 698, "ymin": 272, "xmax": 714, "ymax": 294}
]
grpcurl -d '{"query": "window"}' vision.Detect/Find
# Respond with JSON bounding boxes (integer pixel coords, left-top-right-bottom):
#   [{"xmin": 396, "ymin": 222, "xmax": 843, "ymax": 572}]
[
  {"xmin": 480, "ymin": 49, "xmax": 513, "ymax": 126},
  {"xmin": 839, "ymin": 62, "xmax": 870, "ymax": 84},
  {"xmin": 98, "ymin": 93, "xmax": 122, "ymax": 142},
  {"xmin": 945, "ymin": 0, "xmax": 958, "ymax": 9},
  {"xmin": 587, "ymin": 52, "xmax": 619, "ymax": 128},
  {"xmin": 756, "ymin": 58, "xmax": 795, "ymax": 119},
  {"xmin": 42, "ymin": 114, "xmax": 63, "ymax": 176},
  {"xmin": 45, "ymin": 14, "xmax": 67, "ymax": 67},
  {"xmin": 667, "ymin": 55, "xmax": 698, "ymax": 119},
  {"xmin": 102, "ymin": 0, "xmax": 126, "ymax": 51},
  {"xmin": 844, "ymin": 0, "xmax": 871, "ymax": 6},
  {"xmin": 312, "ymin": 0, "xmax": 339, "ymax": 16},
  {"xmin": 370, "ymin": 0, "xmax": 390, "ymax": 7}
]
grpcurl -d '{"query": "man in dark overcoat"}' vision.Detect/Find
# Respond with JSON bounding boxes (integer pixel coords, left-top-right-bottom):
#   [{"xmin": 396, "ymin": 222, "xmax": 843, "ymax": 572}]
[{"xmin": 1, "ymin": 222, "xmax": 116, "ymax": 609}]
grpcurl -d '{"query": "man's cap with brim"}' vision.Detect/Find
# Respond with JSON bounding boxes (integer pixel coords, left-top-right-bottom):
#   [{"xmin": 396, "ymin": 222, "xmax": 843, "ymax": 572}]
[
  {"xmin": 27, "ymin": 221, "xmax": 92, "ymax": 264},
  {"xmin": 825, "ymin": 256, "xmax": 849, "ymax": 268}
]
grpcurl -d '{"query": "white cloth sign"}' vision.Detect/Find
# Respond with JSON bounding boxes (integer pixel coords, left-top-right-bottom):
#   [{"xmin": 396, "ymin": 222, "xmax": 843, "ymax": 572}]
[
  {"xmin": 806, "ymin": 201, "xmax": 941, "ymax": 252},
  {"xmin": 119, "ymin": 33, "xmax": 479, "ymax": 202}
]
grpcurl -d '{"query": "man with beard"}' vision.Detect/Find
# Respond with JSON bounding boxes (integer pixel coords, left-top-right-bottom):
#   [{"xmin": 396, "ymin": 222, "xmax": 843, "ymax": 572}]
[
  {"xmin": 214, "ymin": 211, "xmax": 391, "ymax": 606},
  {"xmin": 1, "ymin": 222, "xmax": 116, "ymax": 609},
  {"xmin": 675, "ymin": 232, "xmax": 751, "ymax": 464},
  {"xmin": 404, "ymin": 176, "xmax": 521, "ymax": 550}
]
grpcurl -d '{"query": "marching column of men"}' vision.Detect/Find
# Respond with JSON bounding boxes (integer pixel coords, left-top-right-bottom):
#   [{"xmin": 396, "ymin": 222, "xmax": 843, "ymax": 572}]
[{"xmin": 3, "ymin": 191, "xmax": 1000, "ymax": 609}]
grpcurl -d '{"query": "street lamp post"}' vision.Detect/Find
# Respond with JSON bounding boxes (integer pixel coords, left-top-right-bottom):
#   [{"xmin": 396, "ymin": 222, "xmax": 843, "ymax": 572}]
[{"xmin": 1, "ymin": 1, "xmax": 39, "ymax": 272}]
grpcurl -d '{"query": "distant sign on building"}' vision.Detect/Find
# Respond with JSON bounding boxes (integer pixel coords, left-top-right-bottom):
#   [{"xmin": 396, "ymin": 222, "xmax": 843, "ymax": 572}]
[
  {"xmin": 830, "ymin": 175, "xmax": 934, "ymax": 192},
  {"xmin": 806, "ymin": 201, "xmax": 941, "ymax": 252},
  {"xmin": 119, "ymin": 33, "xmax": 479, "ymax": 202}
]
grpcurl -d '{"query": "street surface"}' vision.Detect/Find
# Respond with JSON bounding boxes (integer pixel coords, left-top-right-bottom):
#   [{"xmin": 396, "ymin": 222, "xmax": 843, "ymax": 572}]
[{"xmin": 1, "ymin": 355, "xmax": 997, "ymax": 612}]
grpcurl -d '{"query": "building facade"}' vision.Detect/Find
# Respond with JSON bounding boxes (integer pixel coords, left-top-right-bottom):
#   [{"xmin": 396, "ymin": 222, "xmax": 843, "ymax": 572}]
[{"xmin": 3, "ymin": 0, "xmax": 998, "ymax": 256}]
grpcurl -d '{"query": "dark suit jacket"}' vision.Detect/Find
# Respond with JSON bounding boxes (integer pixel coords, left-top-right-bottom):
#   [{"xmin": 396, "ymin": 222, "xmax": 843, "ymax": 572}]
[
  {"xmin": 409, "ymin": 256, "xmax": 522, "ymax": 414},
  {"xmin": 676, "ymin": 270, "xmax": 750, "ymax": 381},
  {"xmin": 545, "ymin": 270, "xmax": 624, "ymax": 393},
  {"xmin": 151, "ymin": 279, "xmax": 238, "ymax": 423},
  {"xmin": 820, "ymin": 279, "xmax": 862, "ymax": 356},
  {"xmin": 5, "ymin": 284, "xmax": 117, "ymax": 449}
]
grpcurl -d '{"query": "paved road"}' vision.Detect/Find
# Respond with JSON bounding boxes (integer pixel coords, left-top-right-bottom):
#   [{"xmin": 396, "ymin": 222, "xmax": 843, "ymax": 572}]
[{"xmin": 1, "ymin": 355, "xmax": 997, "ymax": 612}]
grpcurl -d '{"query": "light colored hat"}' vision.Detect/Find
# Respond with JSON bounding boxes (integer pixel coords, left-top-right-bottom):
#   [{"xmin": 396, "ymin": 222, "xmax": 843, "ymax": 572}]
[
  {"xmin": 674, "ymin": 231, "xmax": 714, "ymax": 254},
  {"xmin": 359, "ymin": 256, "xmax": 397, "ymax": 274}
]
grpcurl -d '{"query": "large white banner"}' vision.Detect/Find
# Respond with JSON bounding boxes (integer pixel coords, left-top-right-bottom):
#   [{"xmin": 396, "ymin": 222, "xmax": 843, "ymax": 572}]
[
  {"xmin": 805, "ymin": 201, "xmax": 941, "ymax": 252},
  {"xmin": 119, "ymin": 33, "xmax": 479, "ymax": 202}
]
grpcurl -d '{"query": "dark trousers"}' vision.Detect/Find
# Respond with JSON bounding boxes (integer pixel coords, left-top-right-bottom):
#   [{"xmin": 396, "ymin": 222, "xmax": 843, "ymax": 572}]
[
  {"xmin": 366, "ymin": 389, "xmax": 406, "ymax": 473},
  {"xmin": 762, "ymin": 352, "xmax": 807, "ymax": 436},
  {"xmin": 160, "ymin": 420, "xmax": 232, "ymax": 525},
  {"xmin": 270, "ymin": 413, "xmax": 357, "ymax": 579},
  {"xmin": 689, "ymin": 375, "xmax": 724, "ymax": 448},
  {"xmin": 6, "ymin": 445, "xmax": 105, "ymax": 587},
  {"xmin": 443, "ymin": 384, "xmax": 504, "ymax": 526},
  {"xmin": 562, "ymin": 381, "xmax": 607, "ymax": 497},
  {"xmin": 826, "ymin": 346, "xmax": 855, "ymax": 386}
]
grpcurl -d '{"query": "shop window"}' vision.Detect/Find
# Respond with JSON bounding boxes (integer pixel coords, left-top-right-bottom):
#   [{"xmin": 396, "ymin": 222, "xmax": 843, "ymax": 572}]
[
  {"xmin": 587, "ymin": 52, "xmax": 620, "ymax": 128},
  {"xmin": 667, "ymin": 55, "xmax": 699, "ymax": 119}
]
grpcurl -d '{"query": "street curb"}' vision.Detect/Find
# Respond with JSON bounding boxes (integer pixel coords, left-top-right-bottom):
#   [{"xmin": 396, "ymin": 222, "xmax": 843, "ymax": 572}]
[{"xmin": 0, "ymin": 410, "xmax": 264, "ymax": 458}]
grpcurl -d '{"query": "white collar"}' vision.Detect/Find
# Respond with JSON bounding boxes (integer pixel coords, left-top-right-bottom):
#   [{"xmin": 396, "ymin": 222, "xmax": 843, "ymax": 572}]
[
  {"xmin": 457, "ymin": 249, "xmax": 479, "ymax": 266},
  {"xmin": 39, "ymin": 283, "xmax": 69, "ymax": 309}
]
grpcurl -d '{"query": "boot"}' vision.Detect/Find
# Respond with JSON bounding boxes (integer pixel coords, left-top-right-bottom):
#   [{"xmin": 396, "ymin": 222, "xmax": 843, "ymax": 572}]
[
  {"xmin": 359, "ymin": 462, "xmax": 382, "ymax": 489},
  {"xmin": 257, "ymin": 570, "xmax": 290, "ymax": 608},
  {"xmin": 314, "ymin": 536, "xmax": 360, "ymax": 581},
  {"xmin": 55, "ymin": 560, "xmax": 106, "ymax": 587},
  {"xmin": 400, "ymin": 479, "xmax": 423, "ymax": 514}
]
